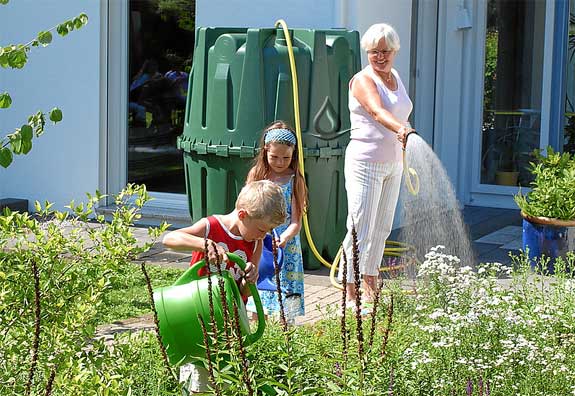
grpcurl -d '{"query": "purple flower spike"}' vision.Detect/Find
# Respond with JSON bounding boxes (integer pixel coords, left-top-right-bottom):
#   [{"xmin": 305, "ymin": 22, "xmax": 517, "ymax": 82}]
[{"xmin": 466, "ymin": 378, "xmax": 473, "ymax": 396}]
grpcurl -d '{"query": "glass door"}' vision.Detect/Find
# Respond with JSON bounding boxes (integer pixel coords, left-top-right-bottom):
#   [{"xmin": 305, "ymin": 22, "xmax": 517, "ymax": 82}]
[
  {"xmin": 127, "ymin": 0, "xmax": 195, "ymax": 194},
  {"xmin": 480, "ymin": 0, "xmax": 546, "ymax": 187}
]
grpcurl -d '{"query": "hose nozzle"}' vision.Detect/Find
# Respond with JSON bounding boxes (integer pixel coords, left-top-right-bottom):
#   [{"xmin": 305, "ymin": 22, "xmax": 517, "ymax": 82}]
[{"xmin": 402, "ymin": 130, "xmax": 418, "ymax": 151}]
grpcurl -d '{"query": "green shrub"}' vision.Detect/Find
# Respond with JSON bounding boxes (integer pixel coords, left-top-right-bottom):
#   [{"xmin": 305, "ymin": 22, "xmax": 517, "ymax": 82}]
[
  {"xmin": 514, "ymin": 147, "xmax": 575, "ymax": 220},
  {"xmin": 0, "ymin": 184, "xmax": 171, "ymax": 395}
]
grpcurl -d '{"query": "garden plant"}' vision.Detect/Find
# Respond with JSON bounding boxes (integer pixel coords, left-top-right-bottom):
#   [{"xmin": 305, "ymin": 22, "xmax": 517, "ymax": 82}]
[
  {"xmin": 0, "ymin": 185, "xmax": 175, "ymax": 395},
  {"xmin": 514, "ymin": 146, "xmax": 575, "ymax": 221},
  {"xmin": 2, "ymin": 184, "xmax": 575, "ymax": 394},
  {"xmin": 188, "ymin": 246, "xmax": 575, "ymax": 395}
]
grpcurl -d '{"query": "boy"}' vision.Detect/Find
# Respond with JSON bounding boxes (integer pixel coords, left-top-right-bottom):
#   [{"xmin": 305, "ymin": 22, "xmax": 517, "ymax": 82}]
[
  {"xmin": 162, "ymin": 180, "xmax": 286, "ymax": 393},
  {"xmin": 163, "ymin": 180, "xmax": 286, "ymax": 292}
]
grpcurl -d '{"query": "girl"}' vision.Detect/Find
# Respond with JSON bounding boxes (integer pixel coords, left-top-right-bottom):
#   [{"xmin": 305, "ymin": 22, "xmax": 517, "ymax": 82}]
[{"xmin": 246, "ymin": 121, "xmax": 308, "ymax": 320}]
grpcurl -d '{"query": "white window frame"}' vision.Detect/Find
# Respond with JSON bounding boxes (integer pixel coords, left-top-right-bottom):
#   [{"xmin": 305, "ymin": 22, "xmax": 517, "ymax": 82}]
[
  {"xmin": 467, "ymin": 0, "xmax": 555, "ymax": 208},
  {"xmin": 104, "ymin": 0, "xmax": 189, "ymax": 212}
]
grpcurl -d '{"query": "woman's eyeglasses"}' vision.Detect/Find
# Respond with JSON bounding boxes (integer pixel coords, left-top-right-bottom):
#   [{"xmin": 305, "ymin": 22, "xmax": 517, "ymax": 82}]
[{"xmin": 367, "ymin": 49, "xmax": 394, "ymax": 57}]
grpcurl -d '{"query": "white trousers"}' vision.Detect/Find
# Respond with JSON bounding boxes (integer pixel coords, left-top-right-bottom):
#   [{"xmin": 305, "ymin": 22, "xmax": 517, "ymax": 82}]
[{"xmin": 340, "ymin": 157, "xmax": 402, "ymax": 282}]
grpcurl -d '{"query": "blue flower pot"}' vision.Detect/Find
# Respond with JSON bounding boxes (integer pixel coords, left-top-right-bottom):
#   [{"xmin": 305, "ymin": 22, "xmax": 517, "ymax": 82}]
[{"xmin": 522, "ymin": 215, "xmax": 575, "ymax": 274}]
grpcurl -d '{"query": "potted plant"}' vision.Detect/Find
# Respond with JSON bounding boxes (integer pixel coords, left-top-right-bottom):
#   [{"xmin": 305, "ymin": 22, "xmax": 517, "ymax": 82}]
[
  {"xmin": 514, "ymin": 147, "xmax": 575, "ymax": 272},
  {"xmin": 495, "ymin": 141, "xmax": 519, "ymax": 186}
]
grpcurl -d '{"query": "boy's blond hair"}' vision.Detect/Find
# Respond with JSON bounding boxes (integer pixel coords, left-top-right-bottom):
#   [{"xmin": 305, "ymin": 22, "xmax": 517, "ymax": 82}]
[{"xmin": 236, "ymin": 180, "xmax": 286, "ymax": 227}]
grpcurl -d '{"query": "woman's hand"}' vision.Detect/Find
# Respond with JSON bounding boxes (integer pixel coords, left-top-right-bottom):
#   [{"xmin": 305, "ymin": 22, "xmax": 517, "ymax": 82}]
[{"xmin": 397, "ymin": 125, "xmax": 415, "ymax": 149}]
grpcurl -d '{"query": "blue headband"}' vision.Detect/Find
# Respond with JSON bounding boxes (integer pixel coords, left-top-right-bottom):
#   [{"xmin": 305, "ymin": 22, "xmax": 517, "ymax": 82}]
[{"xmin": 264, "ymin": 128, "xmax": 297, "ymax": 146}]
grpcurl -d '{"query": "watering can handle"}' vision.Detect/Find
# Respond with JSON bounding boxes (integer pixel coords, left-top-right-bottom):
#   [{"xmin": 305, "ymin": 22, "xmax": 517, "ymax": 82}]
[{"xmin": 173, "ymin": 253, "xmax": 266, "ymax": 344}]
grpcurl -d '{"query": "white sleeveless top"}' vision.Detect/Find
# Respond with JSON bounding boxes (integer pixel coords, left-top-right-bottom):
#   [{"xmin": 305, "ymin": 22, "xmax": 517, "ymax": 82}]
[{"xmin": 346, "ymin": 65, "xmax": 413, "ymax": 163}]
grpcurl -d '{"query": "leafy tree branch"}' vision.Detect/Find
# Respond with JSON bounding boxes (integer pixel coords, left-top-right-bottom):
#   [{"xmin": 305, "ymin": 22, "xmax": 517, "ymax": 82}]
[{"xmin": 0, "ymin": 8, "xmax": 88, "ymax": 167}]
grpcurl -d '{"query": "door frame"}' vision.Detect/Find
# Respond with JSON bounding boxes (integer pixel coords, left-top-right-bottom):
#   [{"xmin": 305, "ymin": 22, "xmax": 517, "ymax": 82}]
[
  {"xmin": 104, "ymin": 0, "xmax": 189, "ymax": 211},
  {"xmin": 411, "ymin": 0, "xmax": 438, "ymax": 148}
]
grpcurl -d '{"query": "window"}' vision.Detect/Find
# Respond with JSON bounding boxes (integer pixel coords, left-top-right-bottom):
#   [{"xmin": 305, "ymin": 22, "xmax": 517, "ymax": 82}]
[
  {"xmin": 127, "ymin": 0, "xmax": 195, "ymax": 193},
  {"xmin": 480, "ymin": 0, "xmax": 546, "ymax": 186}
]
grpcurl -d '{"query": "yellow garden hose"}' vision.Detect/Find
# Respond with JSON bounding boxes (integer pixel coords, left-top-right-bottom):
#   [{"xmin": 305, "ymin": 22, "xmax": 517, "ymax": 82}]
[{"xmin": 274, "ymin": 20, "xmax": 417, "ymax": 289}]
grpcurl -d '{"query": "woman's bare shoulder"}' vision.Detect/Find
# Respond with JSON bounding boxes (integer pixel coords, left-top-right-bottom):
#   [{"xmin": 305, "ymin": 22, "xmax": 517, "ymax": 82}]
[{"xmin": 351, "ymin": 72, "xmax": 377, "ymax": 96}]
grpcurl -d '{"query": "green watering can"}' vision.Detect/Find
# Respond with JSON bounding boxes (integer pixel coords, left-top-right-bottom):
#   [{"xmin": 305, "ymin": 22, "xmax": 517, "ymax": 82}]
[{"xmin": 153, "ymin": 253, "xmax": 266, "ymax": 365}]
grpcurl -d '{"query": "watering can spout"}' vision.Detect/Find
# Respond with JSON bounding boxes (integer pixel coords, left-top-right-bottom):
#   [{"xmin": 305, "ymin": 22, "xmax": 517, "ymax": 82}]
[{"xmin": 153, "ymin": 253, "xmax": 266, "ymax": 365}]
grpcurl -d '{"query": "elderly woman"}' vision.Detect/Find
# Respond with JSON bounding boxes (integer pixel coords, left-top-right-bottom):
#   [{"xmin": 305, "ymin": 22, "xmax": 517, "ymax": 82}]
[{"xmin": 340, "ymin": 23, "xmax": 414, "ymax": 307}]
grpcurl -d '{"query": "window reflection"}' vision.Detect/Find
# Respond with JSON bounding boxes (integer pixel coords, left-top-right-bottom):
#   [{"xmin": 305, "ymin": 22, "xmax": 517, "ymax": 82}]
[
  {"xmin": 481, "ymin": 0, "xmax": 545, "ymax": 186},
  {"xmin": 128, "ymin": 0, "xmax": 195, "ymax": 193}
]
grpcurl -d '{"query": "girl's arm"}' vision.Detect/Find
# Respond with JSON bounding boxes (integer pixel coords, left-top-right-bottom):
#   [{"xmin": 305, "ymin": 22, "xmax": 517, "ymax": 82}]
[
  {"xmin": 277, "ymin": 202, "xmax": 302, "ymax": 248},
  {"xmin": 162, "ymin": 219, "xmax": 227, "ymax": 263},
  {"xmin": 351, "ymin": 73, "xmax": 413, "ymax": 145}
]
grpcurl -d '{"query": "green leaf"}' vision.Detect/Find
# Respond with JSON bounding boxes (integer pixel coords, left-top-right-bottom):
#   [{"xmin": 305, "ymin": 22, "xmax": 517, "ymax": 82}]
[
  {"xmin": 0, "ymin": 92, "xmax": 12, "ymax": 108},
  {"xmin": 7, "ymin": 46, "xmax": 27, "ymax": 68},
  {"xmin": 21, "ymin": 138, "xmax": 32, "ymax": 154},
  {"xmin": 57, "ymin": 24, "xmax": 69, "ymax": 36},
  {"xmin": 0, "ymin": 147, "xmax": 13, "ymax": 168},
  {"xmin": 9, "ymin": 133, "xmax": 22, "ymax": 154},
  {"xmin": 20, "ymin": 124, "xmax": 33, "ymax": 140},
  {"xmin": 78, "ymin": 13, "xmax": 89, "ymax": 26},
  {"xmin": 74, "ymin": 17, "xmax": 84, "ymax": 30},
  {"xmin": 37, "ymin": 31, "xmax": 53, "ymax": 46},
  {"xmin": 0, "ymin": 51, "xmax": 8, "ymax": 68},
  {"xmin": 49, "ymin": 108, "xmax": 63, "ymax": 122},
  {"xmin": 0, "ymin": 0, "xmax": 9, "ymax": 5}
]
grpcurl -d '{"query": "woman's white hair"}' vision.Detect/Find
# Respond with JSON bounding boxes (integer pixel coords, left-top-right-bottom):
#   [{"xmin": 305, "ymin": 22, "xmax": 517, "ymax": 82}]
[{"xmin": 360, "ymin": 23, "xmax": 400, "ymax": 52}]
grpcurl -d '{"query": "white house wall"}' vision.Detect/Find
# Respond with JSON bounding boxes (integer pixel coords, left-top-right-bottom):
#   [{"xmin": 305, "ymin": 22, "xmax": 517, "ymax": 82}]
[
  {"xmin": 196, "ymin": 0, "xmax": 413, "ymax": 90},
  {"xmin": 196, "ymin": 0, "xmax": 337, "ymax": 30},
  {"xmin": 434, "ymin": 1, "xmax": 468, "ymax": 201},
  {"xmin": 0, "ymin": 0, "xmax": 101, "ymax": 211}
]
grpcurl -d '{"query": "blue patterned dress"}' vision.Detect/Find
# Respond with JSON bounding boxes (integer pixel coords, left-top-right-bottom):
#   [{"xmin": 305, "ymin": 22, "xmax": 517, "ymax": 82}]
[{"xmin": 259, "ymin": 176, "xmax": 305, "ymax": 317}]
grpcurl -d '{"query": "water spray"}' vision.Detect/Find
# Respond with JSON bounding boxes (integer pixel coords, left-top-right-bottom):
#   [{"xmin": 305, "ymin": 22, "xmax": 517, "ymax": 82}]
[{"xmin": 403, "ymin": 131, "xmax": 420, "ymax": 196}]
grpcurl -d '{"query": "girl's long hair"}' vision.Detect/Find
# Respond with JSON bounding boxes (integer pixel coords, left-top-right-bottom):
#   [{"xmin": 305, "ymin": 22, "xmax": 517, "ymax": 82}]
[{"xmin": 246, "ymin": 121, "xmax": 308, "ymax": 219}]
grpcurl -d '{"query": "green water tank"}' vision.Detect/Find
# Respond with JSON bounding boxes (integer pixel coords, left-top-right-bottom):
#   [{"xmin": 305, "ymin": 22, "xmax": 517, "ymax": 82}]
[{"xmin": 178, "ymin": 27, "xmax": 361, "ymax": 269}]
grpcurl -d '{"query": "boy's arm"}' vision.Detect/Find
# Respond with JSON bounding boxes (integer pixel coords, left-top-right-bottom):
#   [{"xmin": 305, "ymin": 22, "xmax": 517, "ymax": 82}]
[
  {"xmin": 162, "ymin": 219, "xmax": 227, "ymax": 263},
  {"xmin": 243, "ymin": 240, "xmax": 262, "ymax": 283},
  {"xmin": 239, "ymin": 241, "xmax": 263, "ymax": 296},
  {"xmin": 162, "ymin": 220, "xmax": 208, "ymax": 252}
]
